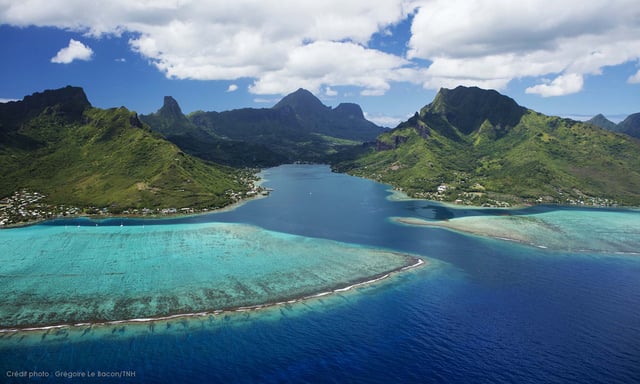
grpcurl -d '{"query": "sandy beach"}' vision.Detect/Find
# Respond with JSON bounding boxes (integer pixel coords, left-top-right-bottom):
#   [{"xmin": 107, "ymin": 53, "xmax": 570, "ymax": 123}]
[
  {"xmin": 392, "ymin": 216, "xmax": 537, "ymax": 245},
  {"xmin": 392, "ymin": 210, "xmax": 640, "ymax": 255}
]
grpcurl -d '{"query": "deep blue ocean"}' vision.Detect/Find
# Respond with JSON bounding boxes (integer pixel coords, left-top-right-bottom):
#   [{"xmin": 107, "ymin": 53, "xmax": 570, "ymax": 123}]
[{"xmin": 1, "ymin": 164, "xmax": 639, "ymax": 383}]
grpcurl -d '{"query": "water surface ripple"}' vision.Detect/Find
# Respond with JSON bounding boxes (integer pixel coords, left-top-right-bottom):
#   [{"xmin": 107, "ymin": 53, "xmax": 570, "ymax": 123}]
[{"xmin": 1, "ymin": 164, "xmax": 639, "ymax": 384}]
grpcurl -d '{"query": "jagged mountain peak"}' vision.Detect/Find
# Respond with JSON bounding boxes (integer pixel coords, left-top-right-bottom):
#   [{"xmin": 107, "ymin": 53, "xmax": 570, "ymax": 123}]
[
  {"xmin": 336, "ymin": 86, "xmax": 640, "ymax": 206},
  {"xmin": 21, "ymin": 85, "xmax": 91, "ymax": 109},
  {"xmin": 586, "ymin": 114, "xmax": 618, "ymax": 131},
  {"xmin": 139, "ymin": 96, "xmax": 196, "ymax": 138},
  {"xmin": 273, "ymin": 88, "xmax": 329, "ymax": 115},
  {"xmin": 618, "ymin": 113, "xmax": 640, "ymax": 138},
  {"xmin": 0, "ymin": 85, "xmax": 91, "ymax": 132},
  {"xmin": 423, "ymin": 86, "xmax": 526, "ymax": 135},
  {"xmin": 333, "ymin": 103, "xmax": 364, "ymax": 120},
  {"xmin": 0, "ymin": 87, "xmax": 250, "ymax": 211},
  {"xmin": 157, "ymin": 96, "xmax": 185, "ymax": 119}
]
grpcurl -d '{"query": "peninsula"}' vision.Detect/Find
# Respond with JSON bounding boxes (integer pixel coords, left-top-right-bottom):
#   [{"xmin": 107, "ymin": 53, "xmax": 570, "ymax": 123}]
[
  {"xmin": 0, "ymin": 87, "xmax": 260, "ymax": 227},
  {"xmin": 335, "ymin": 86, "xmax": 640, "ymax": 207}
]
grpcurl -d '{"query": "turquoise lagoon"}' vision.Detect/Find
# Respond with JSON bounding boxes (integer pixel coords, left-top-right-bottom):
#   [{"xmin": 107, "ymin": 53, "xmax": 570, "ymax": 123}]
[
  {"xmin": 393, "ymin": 208, "xmax": 640, "ymax": 254},
  {"xmin": 1, "ymin": 164, "xmax": 639, "ymax": 383},
  {"xmin": 0, "ymin": 221, "xmax": 418, "ymax": 329}
]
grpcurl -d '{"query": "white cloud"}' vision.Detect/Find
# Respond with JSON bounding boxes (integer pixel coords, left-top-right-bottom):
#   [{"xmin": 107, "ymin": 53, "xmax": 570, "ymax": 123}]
[
  {"xmin": 3, "ymin": 0, "xmax": 640, "ymax": 97},
  {"xmin": 628, "ymin": 69, "xmax": 640, "ymax": 84},
  {"xmin": 0, "ymin": 98, "xmax": 19, "ymax": 103},
  {"xmin": 253, "ymin": 97, "xmax": 279, "ymax": 104},
  {"xmin": 408, "ymin": 0, "xmax": 640, "ymax": 95},
  {"xmin": 324, "ymin": 86, "xmax": 337, "ymax": 97},
  {"xmin": 226, "ymin": 84, "xmax": 238, "ymax": 92},
  {"xmin": 525, "ymin": 73, "xmax": 584, "ymax": 97},
  {"xmin": 248, "ymin": 41, "xmax": 423, "ymax": 96},
  {"xmin": 364, "ymin": 112, "xmax": 408, "ymax": 128},
  {"xmin": 2, "ymin": 1, "xmax": 417, "ymax": 95},
  {"xmin": 50, "ymin": 39, "xmax": 93, "ymax": 64},
  {"xmin": 115, "ymin": 57, "xmax": 126, "ymax": 62}
]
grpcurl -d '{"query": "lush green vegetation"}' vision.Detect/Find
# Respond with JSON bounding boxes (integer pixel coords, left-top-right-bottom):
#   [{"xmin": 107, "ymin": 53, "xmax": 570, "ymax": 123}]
[
  {"xmin": 6, "ymin": 85, "xmax": 639, "ymax": 214},
  {"xmin": 272, "ymin": 88, "xmax": 385, "ymax": 140},
  {"xmin": 586, "ymin": 114, "xmax": 618, "ymax": 131},
  {"xmin": 618, "ymin": 113, "xmax": 640, "ymax": 138},
  {"xmin": 141, "ymin": 96, "xmax": 286, "ymax": 167},
  {"xmin": 156, "ymin": 88, "xmax": 386, "ymax": 164},
  {"xmin": 0, "ymin": 88, "xmax": 251, "ymax": 212},
  {"xmin": 335, "ymin": 86, "xmax": 640, "ymax": 206},
  {"xmin": 188, "ymin": 107, "xmax": 334, "ymax": 162},
  {"xmin": 587, "ymin": 112, "xmax": 640, "ymax": 139}
]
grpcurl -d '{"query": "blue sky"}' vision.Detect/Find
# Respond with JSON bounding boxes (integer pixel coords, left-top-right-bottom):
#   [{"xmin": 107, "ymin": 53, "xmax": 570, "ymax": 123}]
[{"xmin": 1, "ymin": 1, "xmax": 639, "ymax": 126}]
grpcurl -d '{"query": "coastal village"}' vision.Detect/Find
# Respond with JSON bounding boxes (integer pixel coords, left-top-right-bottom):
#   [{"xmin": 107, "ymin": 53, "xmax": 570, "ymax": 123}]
[
  {"xmin": 1, "ymin": 180, "xmax": 618, "ymax": 228},
  {"xmin": 392, "ymin": 179, "xmax": 619, "ymax": 209},
  {"xmin": 0, "ymin": 182, "xmax": 268, "ymax": 227}
]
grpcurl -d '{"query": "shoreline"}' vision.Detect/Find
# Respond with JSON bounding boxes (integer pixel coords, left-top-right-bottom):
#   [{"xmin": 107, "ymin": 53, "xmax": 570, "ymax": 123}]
[
  {"xmin": 392, "ymin": 215, "xmax": 640, "ymax": 255},
  {"xmin": 0, "ymin": 258, "xmax": 424, "ymax": 334},
  {"xmin": 385, "ymin": 188, "xmax": 528, "ymax": 210},
  {"xmin": 382, "ymin": 186, "xmax": 640, "ymax": 210},
  {"xmin": 0, "ymin": 187, "xmax": 270, "ymax": 230},
  {"xmin": 393, "ymin": 216, "xmax": 533, "ymax": 244}
]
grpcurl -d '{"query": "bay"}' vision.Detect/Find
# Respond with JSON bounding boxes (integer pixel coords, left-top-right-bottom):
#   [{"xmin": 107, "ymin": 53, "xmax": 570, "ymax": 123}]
[{"xmin": 1, "ymin": 164, "xmax": 639, "ymax": 383}]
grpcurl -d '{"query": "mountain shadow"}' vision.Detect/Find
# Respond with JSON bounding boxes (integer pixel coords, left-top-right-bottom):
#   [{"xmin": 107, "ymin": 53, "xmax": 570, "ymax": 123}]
[
  {"xmin": 141, "ymin": 97, "xmax": 286, "ymax": 167},
  {"xmin": 144, "ymin": 88, "xmax": 385, "ymax": 164}
]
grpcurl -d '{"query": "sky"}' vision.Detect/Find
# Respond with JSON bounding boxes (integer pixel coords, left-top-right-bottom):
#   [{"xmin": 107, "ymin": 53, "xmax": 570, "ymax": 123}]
[{"xmin": 1, "ymin": 0, "xmax": 639, "ymax": 127}]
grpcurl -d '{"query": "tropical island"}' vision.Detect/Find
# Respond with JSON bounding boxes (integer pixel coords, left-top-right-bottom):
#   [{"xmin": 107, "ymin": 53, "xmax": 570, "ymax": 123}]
[
  {"xmin": 2, "ymin": 85, "xmax": 640, "ymax": 228},
  {"xmin": 334, "ymin": 86, "xmax": 640, "ymax": 207},
  {"xmin": 0, "ymin": 86, "xmax": 264, "ymax": 226}
]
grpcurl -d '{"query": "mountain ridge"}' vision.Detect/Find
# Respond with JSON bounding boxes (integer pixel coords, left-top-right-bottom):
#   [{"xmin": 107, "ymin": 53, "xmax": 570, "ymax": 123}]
[
  {"xmin": 617, "ymin": 113, "xmax": 640, "ymax": 138},
  {"xmin": 335, "ymin": 86, "xmax": 640, "ymax": 206},
  {"xmin": 586, "ymin": 113, "xmax": 618, "ymax": 131},
  {"xmin": 423, "ymin": 86, "xmax": 526, "ymax": 136},
  {"xmin": 143, "ymin": 88, "xmax": 385, "ymax": 164},
  {"xmin": 140, "ymin": 96, "xmax": 289, "ymax": 167},
  {"xmin": 586, "ymin": 112, "xmax": 640, "ymax": 138},
  {"xmin": 5, "ymin": 84, "xmax": 640, "ymax": 216},
  {"xmin": 0, "ymin": 86, "xmax": 253, "ymax": 218},
  {"xmin": 271, "ymin": 88, "xmax": 385, "ymax": 140},
  {"xmin": 273, "ymin": 88, "xmax": 330, "ymax": 117}
]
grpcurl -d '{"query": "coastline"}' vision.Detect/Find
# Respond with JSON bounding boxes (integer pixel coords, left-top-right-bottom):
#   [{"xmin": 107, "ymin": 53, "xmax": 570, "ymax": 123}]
[
  {"xmin": 0, "ymin": 182, "xmax": 270, "ymax": 230},
  {"xmin": 392, "ymin": 213, "xmax": 640, "ymax": 255},
  {"xmin": 385, "ymin": 188, "xmax": 531, "ymax": 210},
  {"xmin": 1, "ymin": 166, "xmax": 425, "ymax": 335},
  {"xmin": 393, "ymin": 216, "xmax": 533, "ymax": 245},
  {"xmin": 0, "ymin": 258, "xmax": 424, "ymax": 334},
  {"xmin": 383, "ymin": 185, "xmax": 638, "ymax": 211}
]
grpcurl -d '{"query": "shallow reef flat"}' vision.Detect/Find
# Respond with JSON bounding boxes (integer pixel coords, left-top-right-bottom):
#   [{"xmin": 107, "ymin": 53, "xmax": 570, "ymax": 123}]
[
  {"xmin": 0, "ymin": 222, "xmax": 421, "ymax": 330},
  {"xmin": 393, "ymin": 209, "xmax": 640, "ymax": 254}
]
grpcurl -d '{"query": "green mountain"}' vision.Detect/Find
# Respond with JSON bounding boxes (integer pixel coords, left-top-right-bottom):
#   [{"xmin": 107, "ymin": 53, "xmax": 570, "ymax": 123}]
[
  {"xmin": 335, "ymin": 86, "xmax": 640, "ymax": 206},
  {"xmin": 273, "ymin": 88, "xmax": 384, "ymax": 140},
  {"xmin": 141, "ymin": 97, "xmax": 286, "ymax": 166},
  {"xmin": 273, "ymin": 88, "xmax": 330, "ymax": 119},
  {"xmin": 586, "ymin": 113, "xmax": 640, "ymax": 139},
  {"xmin": 140, "ymin": 96, "xmax": 194, "ymax": 135},
  {"xmin": 618, "ymin": 113, "xmax": 640, "ymax": 138},
  {"xmin": 186, "ymin": 88, "xmax": 385, "ymax": 162},
  {"xmin": 0, "ymin": 86, "xmax": 251, "ymax": 212},
  {"xmin": 425, "ymin": 86, "xmax": 526, "ymax": 136},
  {"xmin": 586, "ymin": 114, "xmax": 618, "ymax": 131}
]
